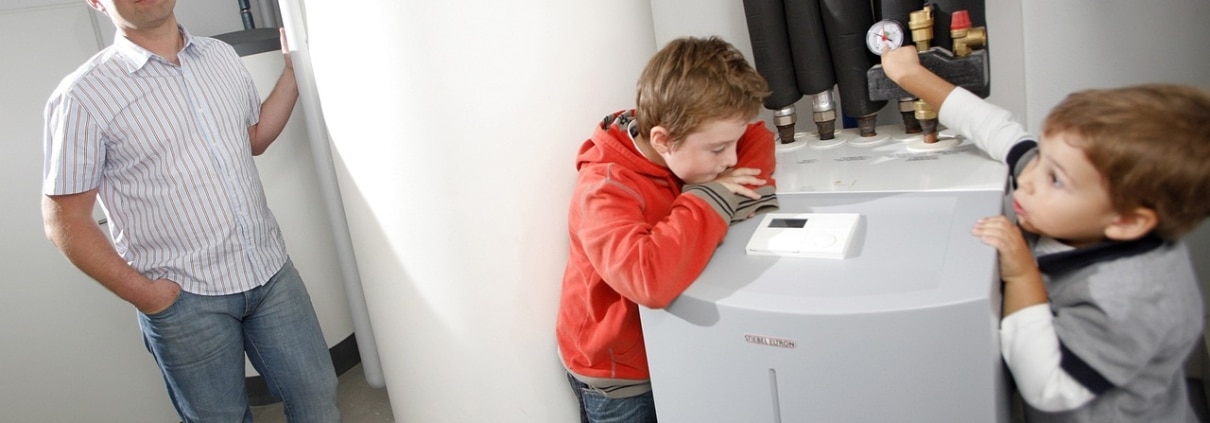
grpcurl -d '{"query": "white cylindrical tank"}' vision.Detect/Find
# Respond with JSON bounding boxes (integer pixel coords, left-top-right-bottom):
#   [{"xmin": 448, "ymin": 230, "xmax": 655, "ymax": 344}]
[
  {"xmin": 291, "ymin": 0, "xmax": 657, "ymax": 420},
  {"xmin": 238, "ymin": 35, "xmax": 356, "ymax": 367}
]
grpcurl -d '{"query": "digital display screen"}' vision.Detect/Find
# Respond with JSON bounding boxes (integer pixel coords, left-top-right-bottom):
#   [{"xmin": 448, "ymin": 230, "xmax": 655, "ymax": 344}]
[{"xmin": 768, "ymin": 218, "xmax": 808, "ymax": 228}]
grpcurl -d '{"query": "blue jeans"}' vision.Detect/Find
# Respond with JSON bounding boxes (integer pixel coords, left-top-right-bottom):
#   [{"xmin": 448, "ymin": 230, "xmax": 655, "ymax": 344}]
[
  {"xmin": 138, "ymin": 259, "xmax": 341, "ymax": 423},
  {"xmin": 566, "ymin": 372, "xmax": 658, "ymax": 423}
]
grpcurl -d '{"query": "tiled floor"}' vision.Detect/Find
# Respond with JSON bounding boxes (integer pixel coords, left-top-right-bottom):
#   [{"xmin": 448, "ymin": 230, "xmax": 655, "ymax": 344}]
[{"xmin": 250, "ymin": 363, "xmax": 393, "ymax": 422}]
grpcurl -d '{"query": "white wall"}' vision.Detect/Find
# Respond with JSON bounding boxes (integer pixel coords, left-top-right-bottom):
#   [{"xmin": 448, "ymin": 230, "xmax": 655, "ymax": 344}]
[
  {"xmin": 1018, "ymin": 0, "xmax": 1210, "ymax": 131},
  {"xmin": 0, "ymin": 4, "xmax": 180, "ymax": 421},
  {"xmin": 294, "ymin": 0, "xmax": 655, "ymax": 420}
]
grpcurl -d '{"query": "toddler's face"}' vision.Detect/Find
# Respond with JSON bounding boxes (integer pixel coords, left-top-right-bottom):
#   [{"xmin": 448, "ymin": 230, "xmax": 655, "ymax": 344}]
[
  {"xmin": 1011, "ymin": 132, "xmax": 1118, "ymax": 248},
  {"xmin": 662, "ymin": 117, "xmax": 747, "ymax": 184}
]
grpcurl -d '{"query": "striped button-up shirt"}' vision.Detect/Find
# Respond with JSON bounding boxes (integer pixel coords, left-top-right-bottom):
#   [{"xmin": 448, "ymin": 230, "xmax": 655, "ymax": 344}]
[{"xmin": 43, "ymin": 27, "xmax": 287, "ymax": 295}]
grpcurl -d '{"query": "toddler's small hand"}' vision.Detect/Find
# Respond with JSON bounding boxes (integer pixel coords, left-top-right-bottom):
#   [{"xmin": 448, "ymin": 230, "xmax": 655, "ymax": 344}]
[
  {"xmin": 972, "ymin": 216, "xmax": 1035, "ymax": 282},
  {"xmin": 881, "ymin": 46, "xmax": 921, "ymax": 84}
]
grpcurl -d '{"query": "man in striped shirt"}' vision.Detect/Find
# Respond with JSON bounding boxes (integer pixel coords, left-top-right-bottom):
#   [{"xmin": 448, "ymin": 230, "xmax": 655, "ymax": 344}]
[{"xmin": 41, "ymin": 0, "xmax": 341, "ymax": 421}]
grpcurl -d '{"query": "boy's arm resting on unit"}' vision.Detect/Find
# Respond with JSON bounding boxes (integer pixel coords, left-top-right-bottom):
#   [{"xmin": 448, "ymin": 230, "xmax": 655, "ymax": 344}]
[
  {"xmin": 730, "ymin": 123, "xmax": 779, "ymax": 222},
  {"xmin": 577, "ymin": 173, "xmax": 737, "ymax": 310},
  {"xmin": 1001, "ymin": 304, "xmax": 1097, "ymax": 412}
]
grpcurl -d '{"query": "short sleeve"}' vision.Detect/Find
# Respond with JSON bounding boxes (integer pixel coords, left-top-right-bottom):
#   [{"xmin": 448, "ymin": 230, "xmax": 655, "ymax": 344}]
[
  {"xmin": 43, "ymin": 90, "xmax": 105, "ymax": 196},
  {"xmin": 243, "ymin": 62, "xmax": 261, "ymax": 127}
]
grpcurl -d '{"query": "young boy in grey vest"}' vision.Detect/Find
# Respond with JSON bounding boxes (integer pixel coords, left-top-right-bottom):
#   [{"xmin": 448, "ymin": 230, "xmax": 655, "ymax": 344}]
[{"xmin": 883, "ymin": 45, "xmax": 1210, "ymax": 422}]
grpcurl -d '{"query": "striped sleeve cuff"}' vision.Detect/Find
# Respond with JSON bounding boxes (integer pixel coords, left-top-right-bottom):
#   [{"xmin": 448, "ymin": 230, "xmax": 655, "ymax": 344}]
[
  {"xmin": 731, "ymin": 185, "xmax": 779, "ymax": 224},
  {"xmin": 683, "ymin": 181, "xmax": 738, "ymax": 223}
]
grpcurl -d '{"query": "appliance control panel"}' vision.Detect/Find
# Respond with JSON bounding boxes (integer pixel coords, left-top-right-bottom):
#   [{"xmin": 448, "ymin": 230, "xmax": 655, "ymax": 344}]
[{"xmin": 745, "ymin": 213, "xmax": 860, "ymax": 259}]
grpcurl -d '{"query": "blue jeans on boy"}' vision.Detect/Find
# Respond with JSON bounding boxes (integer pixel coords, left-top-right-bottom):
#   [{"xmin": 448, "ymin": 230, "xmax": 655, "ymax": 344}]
[
  {"xmin": 138, "ymin": 258, "xmax": 341, "ymax": 422},
  {"xmin": 566, "ymin": 372, "xmax": 658, "ymax": 423}
]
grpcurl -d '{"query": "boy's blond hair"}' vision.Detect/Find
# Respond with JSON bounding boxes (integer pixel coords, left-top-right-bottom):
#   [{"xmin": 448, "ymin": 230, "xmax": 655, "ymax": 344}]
[
  {"xmin": 1043, "ymin": 84, "xmax": 1210, "ymax": 240},
  {"xmin": 635, "ymin": 36, "xmax": 769, "ymax": 145}
]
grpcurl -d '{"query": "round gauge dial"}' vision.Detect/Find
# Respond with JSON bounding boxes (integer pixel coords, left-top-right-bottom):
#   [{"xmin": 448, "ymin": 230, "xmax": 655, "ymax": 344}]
[{"xmin": 866, "ymin": 19, "xmax": 905, "ymax": 55}]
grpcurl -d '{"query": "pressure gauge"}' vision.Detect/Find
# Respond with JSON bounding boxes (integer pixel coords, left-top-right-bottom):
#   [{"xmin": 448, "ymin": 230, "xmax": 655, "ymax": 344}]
[{"xmin": 866, "ymin": 19, "xmax": 905, "ymax": 55}]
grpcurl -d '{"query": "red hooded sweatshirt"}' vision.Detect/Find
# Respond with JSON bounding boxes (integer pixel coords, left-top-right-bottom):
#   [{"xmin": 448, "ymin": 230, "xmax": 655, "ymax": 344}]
[{"xmin": 556, "ymin": 110, "xmax": 778, "ymax": 382}]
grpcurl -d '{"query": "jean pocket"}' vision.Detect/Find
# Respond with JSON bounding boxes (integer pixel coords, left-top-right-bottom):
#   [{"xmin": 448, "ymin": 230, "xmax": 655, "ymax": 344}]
[{"xmin": 144, "ymin": 288, "xmax": 186, "ymax": 320}]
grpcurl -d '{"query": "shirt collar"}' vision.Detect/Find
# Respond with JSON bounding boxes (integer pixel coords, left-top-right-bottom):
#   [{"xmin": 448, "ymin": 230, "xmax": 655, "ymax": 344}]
[
  {"xmin": 112, "ymin": 25, "xmax": 195, "ymax": 73},
  {"xmin": 1036, "ymin": 234, "xmax": 1166, "ymax": 278}
]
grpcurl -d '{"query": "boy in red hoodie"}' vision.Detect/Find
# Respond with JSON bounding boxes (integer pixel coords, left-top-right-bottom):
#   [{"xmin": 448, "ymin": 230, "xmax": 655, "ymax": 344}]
[{"xmin": 555, "ymin": 36, "xmax": 778, "ymax": 422}]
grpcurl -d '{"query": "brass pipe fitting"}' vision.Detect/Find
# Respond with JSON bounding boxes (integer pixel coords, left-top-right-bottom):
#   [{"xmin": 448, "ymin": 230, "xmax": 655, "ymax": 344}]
[
  {"xmin": 811, "ymin": 91, "xmax": 837, "ymax": 140},
  {"xmin": 914, "ymin": 100, "xmax": 939, "ymax": 143},
  {"xmin": 773, "ymin": 106, "xmax": 797, "ymax": 144},
  {"xmin": 950, "ymin": 10, "xmax": 987, "ymax": 57},
  {"xmin": 913, "ymin": 99, "xmax": 937, "ymax": 121},
  {"xmin": 908, "ymin": 5, "xmax": 934, "ymax": 51},
  {"xmin": 952, "ymin": 27, "xmax": 986, "ymax": 57}
]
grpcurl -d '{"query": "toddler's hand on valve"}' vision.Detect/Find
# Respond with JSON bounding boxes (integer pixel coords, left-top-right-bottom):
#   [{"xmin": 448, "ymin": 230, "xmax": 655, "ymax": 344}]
[
  {"xmin": 881, "ymin": 46, "xmax": 921, "ymax": 84},
  {"xmin": 712, "ymin": 167, "xmax": 765, "ymax": 200}
]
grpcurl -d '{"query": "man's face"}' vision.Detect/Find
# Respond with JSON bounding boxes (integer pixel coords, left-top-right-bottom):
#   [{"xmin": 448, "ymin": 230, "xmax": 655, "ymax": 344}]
[{"xmin": 89, "ymin": 0, "xmax": 177, "ymax": 31}]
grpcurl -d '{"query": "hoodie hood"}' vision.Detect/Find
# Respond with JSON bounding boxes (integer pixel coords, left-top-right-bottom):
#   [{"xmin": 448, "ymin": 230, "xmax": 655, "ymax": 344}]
[{"xmin": 576, "ymin": 110, "xmax": 677, "ymax": 183}]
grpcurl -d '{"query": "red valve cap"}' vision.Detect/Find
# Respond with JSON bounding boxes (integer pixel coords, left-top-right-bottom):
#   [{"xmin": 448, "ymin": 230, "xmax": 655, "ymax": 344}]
[{"xmin": 951, "ymin": 10, "xmax": 972, "ymax": 30}]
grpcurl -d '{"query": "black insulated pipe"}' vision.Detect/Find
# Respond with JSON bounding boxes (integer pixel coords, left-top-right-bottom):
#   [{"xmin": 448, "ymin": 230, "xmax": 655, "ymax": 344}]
[
  {"xmin": 783, "ymin": 0, "xmax": 834, "ymax": 96},
  {"xmin": 743, "ymin": 0, "xmax": 802, "ymax": 110},
  {"xmin": 875, "ymin": 0, "xmax": 924, "ymax": 45},
  {"xmin": 239, "ymin": 0, "xmax": 256, "ymax": 30},
  {"xmin": 784, "ymin": 0, "xmax": 838, "ymax": 140},
  {"xmin": 744, "ymin": 0, "xmax": 803, "ymax": 143},
  {"xmin": 820, "ymin": 0, "xmax": 886, "ymax": 137}
]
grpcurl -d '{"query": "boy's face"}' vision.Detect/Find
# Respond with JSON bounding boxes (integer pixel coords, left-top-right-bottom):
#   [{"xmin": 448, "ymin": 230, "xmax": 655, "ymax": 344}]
[
  {"xmin": 1012, "ymin": 132, "xmax": 1119, "ymax": 248},
  {"xmin": 657, "ymin": 117, "xmax": 747, "ymax": 184}
]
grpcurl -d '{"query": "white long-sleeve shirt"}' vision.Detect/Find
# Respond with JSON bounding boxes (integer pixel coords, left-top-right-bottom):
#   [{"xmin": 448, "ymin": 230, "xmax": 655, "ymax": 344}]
[{"xmin": 939, "ymin": 88, "xmax": 1095, "ymax": 412}]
